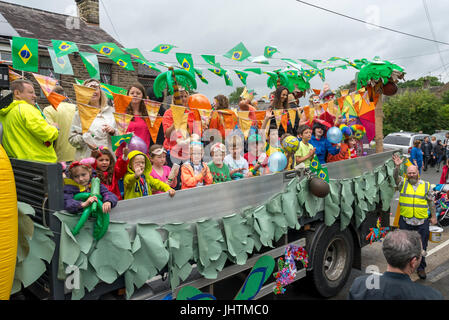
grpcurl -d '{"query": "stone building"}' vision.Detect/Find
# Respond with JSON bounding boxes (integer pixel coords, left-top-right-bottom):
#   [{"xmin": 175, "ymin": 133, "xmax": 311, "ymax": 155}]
[{"xmin": 0, "ymin": 0, "xmax": 158, "ymax": 105}]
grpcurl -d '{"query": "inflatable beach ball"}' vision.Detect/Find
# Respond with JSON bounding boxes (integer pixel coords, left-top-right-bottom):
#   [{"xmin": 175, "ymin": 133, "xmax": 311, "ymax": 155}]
[{"xmin": 282, "ymin": 135, "xmax": 300, "ymax": 153}]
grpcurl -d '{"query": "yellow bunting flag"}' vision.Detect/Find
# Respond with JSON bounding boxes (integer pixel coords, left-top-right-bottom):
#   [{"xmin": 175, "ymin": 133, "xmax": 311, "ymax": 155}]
[
  {"xmin": 144, "ymin": 116, "xmax": 163, "ymax": 143},
  {"xmin": 237, "ymin": 111, "xmax": 252, "ymax": 139},
  {"xmin": 287, "ymin": 109, "xmax": 297, "ymax": 126},
  {"xmin": 78, "ymin": 104, "xmax": 101, "ymax": 133},
  {"xmin": 73, "ymin": 84, "xmax": 95, "ymax": 106},
  {"xmin": 33, "ymin": 73, "xmax": 58, "ymax": 97},
  {"xmin": 273, "ymin": 109, "xmax": 283, "ymax": 129},
  {"xmin": 144, "ymin": 100, "xmax": 161, "ymax": 125},
  {"xmin": 113, "ymin": 112, "xmax": 133, "ymax": 135},
  {"xmin": 112, "ymin": 92, "xmax": 133, "ymax": 114},
  {"xmin": 170, "ymin": 105, "xmax": 188, "ymax": 137},
  {"xmin": 340, "ymin": 89, "xmax": 349, "ymax": 97}
]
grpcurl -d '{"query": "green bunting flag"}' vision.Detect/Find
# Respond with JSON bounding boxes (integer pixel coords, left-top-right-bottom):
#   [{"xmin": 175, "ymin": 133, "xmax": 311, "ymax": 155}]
[
  {"xmin": 47, "ymin": 48, "xmax": 73, "ymax": 75},
  {"xmin": 310, "ymin": 155, "xmax": 329, "ymax": 182},
  {"xmin": 201, "ymin": 54, "xmax": 220, "ymax": 67},
  {"xmin": 234, "ymin": 70, "xmax": 248, "ymax": 85},
  {"xmin": 151, "ymin": 44, "xmax": 176, "ymax": 54},
  {"xmin": 111, "ymin": 133, "xmax": 133, "ymax": 151},
  {"xmin": 285, "ymin": 69, "xmax": 298, "ymax": 77},
  {"xmin": 176, "ymin": 52, "xmax": 195, "ymax": 75},
  {"xmin": 133, "ymin": 58, "xmax": 161, "ymax": 73},
  {"xmin": 51, "ymin": 39, "xmax": 79, "ymax": 57},
  {"xmin": 224, "ymin": 70, "xmax": 233, "ymax": 87},
  {"xmin": 79, "ymin": 51, "xmax": 100, "ymax": 80},
  {"xmin": 122, "ymin": 48, "xmax": 148, "ymax": 62},
  {"xmin": 12, "ymin": 36, "xmax": 38, "ymax": 72},
  {"xmin": 317, "ymin": 69, "xmax": 326, "ymax": 81},
  {"xmin": 100, "ymin": 83, "xmax": 127, "ymax": 99},
  {"xmin": 90, "ymin": 42, "xmax": 124, "ymax": 60},
  {"xmin": 281, "ymin": 58, "xmax": 302, "ymax": 70},
  {"xmin": 208, "ymin": 67, "xmax": 225, "ymax": 77},
  {"xmin": 223, "ymin": 42, "xmax": 252, "ymax": 61},
  {"xmin": 299, "ymin": 59, "xmax": 319, "ymax": 69},
  {"xmin": 264, "ymin": 45, "xmax": 278, "ymax": 58},
  {"xmin": 301, "ymin": 69, "xmax": 318, "ymax": 82},
  {"xmin": 112, "ymin": 54, "xmax": 135, "ymax": 71},
  {"xmin": 194, "ymin": 68, "xmax": 208, "ymax": 84},
  {"xmin": 244, "ymin": 68, "xmax": 262, "ymax": 75}
]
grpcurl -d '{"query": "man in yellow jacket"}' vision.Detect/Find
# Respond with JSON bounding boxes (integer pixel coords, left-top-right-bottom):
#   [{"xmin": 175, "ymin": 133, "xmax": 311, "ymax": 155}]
[
  {"xmin": 0, "ymin": 80, "xmax": 58, "ymax": 163},
  {"xmin": 392, "ymin": 153, "xmax": 437, "ymax": 280}
]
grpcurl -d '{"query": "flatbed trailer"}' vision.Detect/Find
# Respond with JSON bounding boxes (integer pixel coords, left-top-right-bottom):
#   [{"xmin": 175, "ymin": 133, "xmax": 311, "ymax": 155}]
[{"xmin": 10, "ymin": 148, "xmax": 397, "ymax": 300}]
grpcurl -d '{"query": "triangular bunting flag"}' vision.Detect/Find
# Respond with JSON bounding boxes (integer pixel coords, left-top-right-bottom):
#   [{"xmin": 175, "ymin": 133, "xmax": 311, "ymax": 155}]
[
  {"xmin": 144, "ymin": 100, "xmax": 161, "ymax": 126},
  {"xmin": 73, "ymin": 84, "xmax": 96, "ymax": 105},
  {"xmin": 273, "ymin": 110, "xmax": 283, "ymax": 129},
  {"xmin": 194, "ymin": 68, "xmax": 208, "ymax": 84},
  {"xmin": 32, "ymin": 73, "xmax": 58, "ymax": 98},
  {"xmin": 170, "ymin": 105, "xmax": 188, "ymax": 136},
  {"xmin": 51, "ymin": 39, "xmax": 79, "ymax": 57},
  {"xmin": 47, "ymin": 91, "xmax": 67, "ymax": 110},
  {"xmin": 48, "ymin": 47, "xmax": 74, "ymax": 75},
  {"xmin": 234, "ymin": 70, "xmax": 248, "ymax": 85},
  {"xmin": 237, "ymin": 111, "xmax": 252, "ymax": 139},
  {"xmin": 78, "ymin": 104, "xmax": 101, "ymax": 133},
  {"xmin": 144, "ymin": 117, "xmax": 163, "ymax": 144},
  {"xmin": 79, "ymin": 52, "xmax": 100, "ymax": 79},
  {"xmin": 90, "ymin": 42, "xmax": 124, "ymax": 60},
  {"xmin": 176, "ymin": 52, "xmax": 195, "ymax": 75},
  {"xmin": 112, "ymin": 92, "xmax": 133, "ymax": 114},
  {"xmin": 112, "ymin": 54, "xmax": 135, "ymax": 71},
  {"xmin": 287, "ymin": 109, "xmax": 297, "ymax": 127},
  {"xmin": 151, "ymin": 44, "xmax": 176, "ymax": 54},
  {"xmin": 223, "ymin": 42, "xmax": 252, "ymax": 61},
  {"xmin": 264, "ymin": 46, "xmax": 279, "ymax": 58},
  {"xmin": 113, "ymin": 112, "xmax": 134, "ymax": 135}
]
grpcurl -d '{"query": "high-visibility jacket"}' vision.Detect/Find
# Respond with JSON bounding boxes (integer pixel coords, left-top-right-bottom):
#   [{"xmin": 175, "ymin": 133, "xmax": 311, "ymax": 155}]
[{"xmin": 399, "ymin": 180, "xmax": 430, "ymax": 219}]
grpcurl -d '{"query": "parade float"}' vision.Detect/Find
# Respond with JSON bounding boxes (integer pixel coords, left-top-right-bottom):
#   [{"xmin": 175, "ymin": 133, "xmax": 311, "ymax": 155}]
[{"xmin": 1, "ymin": 37, "xmax": 406, "ymax": 300}]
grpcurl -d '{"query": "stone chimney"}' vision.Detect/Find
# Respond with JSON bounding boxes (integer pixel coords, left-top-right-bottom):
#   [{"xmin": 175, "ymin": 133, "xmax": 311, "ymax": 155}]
[{"xmin": 75, "ymin": 0, "xmax": 99, "ymax": 26}]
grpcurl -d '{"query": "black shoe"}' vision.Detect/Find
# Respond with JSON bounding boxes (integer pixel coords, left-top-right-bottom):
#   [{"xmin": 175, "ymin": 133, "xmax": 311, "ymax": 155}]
[{"xmin": 418, "ymin": 269, "xmax": 427, "ymax": 280}]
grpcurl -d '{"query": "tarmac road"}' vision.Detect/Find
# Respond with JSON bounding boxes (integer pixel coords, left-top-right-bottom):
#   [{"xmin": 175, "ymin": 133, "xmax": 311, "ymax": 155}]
[{"xmin": 266, "ymin": 162, "xmax": 449, "ymax": 300}]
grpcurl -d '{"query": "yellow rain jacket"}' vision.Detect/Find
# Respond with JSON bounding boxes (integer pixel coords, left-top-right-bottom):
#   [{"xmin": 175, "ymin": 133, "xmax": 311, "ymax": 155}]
[
  {"xmin": 123, "ymin": 150, "xmax": 171, "ymax": 200},
  {"xmin": 0, "ymin": 100, "xmax": 58, "ymax": 163}
]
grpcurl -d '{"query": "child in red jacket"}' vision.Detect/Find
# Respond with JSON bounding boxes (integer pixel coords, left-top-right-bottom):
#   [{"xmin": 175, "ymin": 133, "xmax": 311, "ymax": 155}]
[{"xmin": 91, "ymin": 146, "xmax": 128, "ymax": 200}]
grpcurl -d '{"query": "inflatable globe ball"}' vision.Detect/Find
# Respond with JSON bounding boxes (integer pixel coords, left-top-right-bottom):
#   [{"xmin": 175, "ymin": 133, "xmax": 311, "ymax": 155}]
[
  {"xmin": 268, "ymin": 152, "xmax": 288, "ymax": 173},
  {"xmin": 309, "ymin": 177, "xmax": 330, "ymax": 198},
  {"xmin": 282, "ymin": 136, "xmax": 300, "ymax": 153},
  {"xmin": 327, "ymin": 127, "xmax": 343, "ymax": 144},
  {"xmin": 128, "ymin": 135, "xmax": 148, "ymax": 154},
  {"xmin": 187, "ymin": 93, "xmax": 212, "ymax": 110}
]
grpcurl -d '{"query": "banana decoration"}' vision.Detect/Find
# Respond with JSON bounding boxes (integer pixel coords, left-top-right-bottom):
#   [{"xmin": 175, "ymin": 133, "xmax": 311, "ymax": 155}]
[
  {"xmin": 0, "ymin": 144, "xmax": 17, "ymax": 300},
  {"xmin": 71, "ymin": 177, "xmax": 109, "ymax": 241}
]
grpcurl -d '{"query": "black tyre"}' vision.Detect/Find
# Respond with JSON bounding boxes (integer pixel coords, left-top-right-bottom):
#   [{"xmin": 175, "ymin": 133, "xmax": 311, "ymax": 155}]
[{"xmin": 309, "ymin": 224, "xmax": 354, "ymax": 298}]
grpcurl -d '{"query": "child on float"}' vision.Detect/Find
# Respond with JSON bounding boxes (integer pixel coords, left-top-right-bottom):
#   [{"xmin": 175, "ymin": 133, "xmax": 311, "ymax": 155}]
[
  {"xmin": 180, "ymin": 138, "xmax": 213, "ymax": 189},
  {"xmin": 148, "ymin": 144, "xmax": 179, "ymax": 193},
  {"xmin": 123, "ymin": 150, "xmax": 176, "ymax": 200},
  {"xmin": 91, "ymin": 145, "xmax": 128, "ymax": 200},
  {"xmin": 326, "ymin": 135, "xmax": 356, "ymax": 163},
  {"xmin": 208, "ymin": 142, "xmax": 232, "ymax": 183},
  {"xmin": 224, "ymin": 134, "xmax": 250, "ymax": 180},
  {"xmin": 295, "ymin": 125, "xmax": 316, "ymax": 167},
  {"xmin": 309, "ymin": 120, "xmax": 340, "ymax": 164},
  {"xmin": 244, "ymin": 134, "xmax": 269, "ymax": 176},
  {"xmin": 64, "ymin": 158, "xmax": 118, "ymax": 214}
]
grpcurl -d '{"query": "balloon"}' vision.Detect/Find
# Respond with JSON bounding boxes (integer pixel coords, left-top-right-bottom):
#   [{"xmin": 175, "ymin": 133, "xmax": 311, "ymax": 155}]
[
  {"xmin": 128, "ymin": 135, "xmax": 148, "ymax": 154},
  {"xmin": 188, "ymin": 93, "xmax": 212, "ymax": 110},
  {"xmin": 327, "ymin": 127, "xmax": 343, "ymax": 144},
  {"xmin": 309, "ymin": 177, "xmax": 330, "ymax": 198},
  {"xmin": 268, "ymin": 152, "xmax": 287, "ymax": 173}
]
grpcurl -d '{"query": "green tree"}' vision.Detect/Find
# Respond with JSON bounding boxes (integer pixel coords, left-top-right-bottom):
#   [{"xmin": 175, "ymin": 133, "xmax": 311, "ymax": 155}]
[
  {"xmin": 397, "ymin": 76, "xmax": 443, "ymax": 88},
  {"xmin": 383, "ymin": 89, "xmax": 444, "ymax": 135},
  {"xmin": 228, "ymin": 87, "xmax": 244, "ymax": 104}
]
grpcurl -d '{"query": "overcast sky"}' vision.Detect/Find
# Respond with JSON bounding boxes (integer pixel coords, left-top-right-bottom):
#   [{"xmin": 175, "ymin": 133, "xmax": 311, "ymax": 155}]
[{"xmin": 5, "ymin": 0, "xmax": 449, "ymax": 102}]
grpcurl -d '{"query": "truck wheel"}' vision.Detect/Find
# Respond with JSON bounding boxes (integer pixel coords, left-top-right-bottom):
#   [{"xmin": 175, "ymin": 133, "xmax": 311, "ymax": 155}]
[{"xmin": 310, "ymin": 224, "xmax": 354, "ymax": 298}]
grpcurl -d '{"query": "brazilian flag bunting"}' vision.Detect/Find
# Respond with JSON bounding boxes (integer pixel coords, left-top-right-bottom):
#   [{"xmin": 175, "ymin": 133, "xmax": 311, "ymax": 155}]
[
  {"xmin": 263, "ymin": 45, "xmax": 278, "ymax": 58},
  {"xmin": 223, "ymin": 42, "xmax": 252, "ymax": 61},
  {"xmin": 47, "ymin": 47, "xmax": 73, "ymax": 75},
  {"xmin": 90, "ymin": 42, "xmax": 124, "ymax": 60},
  {"xmin": 175, "ymin": 53, "xmax": 195, "ymax": 75},
  {"xmin": 79, "ymin": 51, "xmax": 100, "ymax": 80},
  {"xmin": 151, "ymin": 44, "xmax": 176, "ymax": 54},
  {"xmin": 194, "ymin": 68, "xmax": 208, "ymax": 84},
  {"xmin": 51, "ymin": 39, "xmax": 79, "ymax": 57},
  {"xmin": 234, "ymin": 70, "xmax": 248, "ymax": 85},
  {"xmin": 12, "ymin": 36, "xmax": 38, "ymax": 72},
  {"xmin": 112, "ymin": 54, "xmax": 135, "ymax": 71}
]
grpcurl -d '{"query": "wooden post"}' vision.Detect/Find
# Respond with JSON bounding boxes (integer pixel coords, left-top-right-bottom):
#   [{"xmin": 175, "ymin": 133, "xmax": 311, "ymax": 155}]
[
  {"xmin": 373, "ymin": 82, "xmax": 384, "ymax": 153},
  {"xmin": 169, "ymin": 67, "xmax": 182, "ymax": 106}
]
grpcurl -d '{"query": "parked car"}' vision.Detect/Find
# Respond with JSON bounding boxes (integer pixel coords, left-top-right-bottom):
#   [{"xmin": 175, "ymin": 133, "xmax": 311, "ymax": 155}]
[
  {"xmin": 431, "ymin": 130, "xmax": 449, "ymax": 144},
  {"xmin": 383, "ymin": 131, "xmax": 430, "ymax": 155}
]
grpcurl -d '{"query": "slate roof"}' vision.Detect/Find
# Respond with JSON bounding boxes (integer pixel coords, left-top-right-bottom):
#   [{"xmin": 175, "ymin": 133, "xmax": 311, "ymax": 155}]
[{"xmin": 0, "ymin": 0, "xmax": 121, "ymax": 53}]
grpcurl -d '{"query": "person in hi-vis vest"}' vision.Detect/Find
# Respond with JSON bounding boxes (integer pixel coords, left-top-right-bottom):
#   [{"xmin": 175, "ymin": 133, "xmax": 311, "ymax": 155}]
[{"xmin": 392, "ymin": 153, "xmax": 437, "ymax": 280}]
